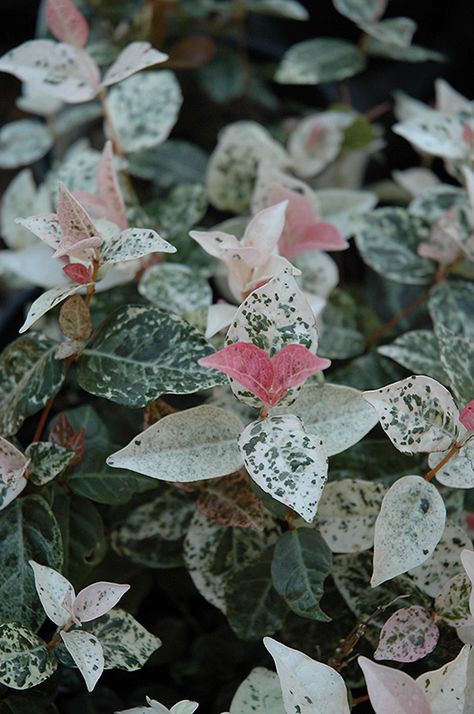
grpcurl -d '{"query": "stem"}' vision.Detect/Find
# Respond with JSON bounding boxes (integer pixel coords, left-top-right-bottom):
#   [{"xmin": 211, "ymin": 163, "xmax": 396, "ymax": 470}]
[
  {"xmin": 352, "ymin": 694, "xmax": 369, "ymax": 707},
  {"xmin": 424, "ymin": 441, "xmax": 462, "ymax": 482},
  {"xmin": 46, "ymin": 620, "xmax": 72, "ymax": 651},
  {"xmin": 85, "ymin": 259, "xmax": 100, "ymax": 308},
  {"xmin": 99, "ymin": 89, "xmax": 125, "ymax": 157},
  {"xmin": 32, "ymin": 398, "xmax": 55, "ymax": 443},
  {"xmin": 365, "ymin": 101, "xmax": 391, "ymax": 123}
]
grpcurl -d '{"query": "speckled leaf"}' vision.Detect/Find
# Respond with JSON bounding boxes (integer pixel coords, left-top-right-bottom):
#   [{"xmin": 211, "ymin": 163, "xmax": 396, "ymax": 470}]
[
  {"xmin": 409, "ymin": 184, "xmax": 467, "ymax": 223},
  {"xmin": 106, "ymin": 71, "xmax": 182, "ymax": 153},
  {"xmin": 435, "ymin": 573, "xmax": 472, "ymax": 627},
  {"xmin": 0, "ymin": 120, "xmax": 53, "ymax": 169},
  {"xmin": 354, "ymin": 208, "xmax": 435, "ymax": 285},
  {"xmin": 275, "ymin": 38, "xmax": 365, "ymax": 85},
  {"xmin": 197, "ymin": 471, "xmax": 266, "ymax": 530},
  {"xmin": 434, "ymin": 328, "xmax": 474, "ymax": 406},
  {"xmin": 271, "ymin": 528, "xmax": 332, "ymax": 621},
  {"xmin": 416, "ymin": 644, "xmax": 474, "ymax": 714},
  {"xmin": 363, "ymin": 376, "xmax": 460, "ymax": 454},
  {"xmin": 317, "ymin": 479, "xmax": 386, "ymax": 553},
  {"xmin": 206, "ymin": 121, "xmax": 288, "ymax": 212},
  {"xmin": 364, "ymin": 17, "xmax": 417, "ymax": 47},
  {"xmin": 394, "ymin": 113, "xmax": 466, "ymax": 160},
  {"xmin": 374, "ymin": 605, "xmax": 439, "ymax": 663},
  {"xmin": 78, "ymin": 305, "xmax": 226, "ymax": 407},
  {"xmin": 0, "ymin": 624, "xmax": 56, "ymax": 690},
  {"xmin": 128, "ymin": 139, "xmax": 208, "ymax": 186},
  {"xmin": 148, "ymin": 183, "xmax": 207, "ymax": 240},
  {"xmin": 427, "ymin": 441, "xmax": 474, "ymax": 488},
  {"xmin": 229, "ymin": 667, "xmax": 285, "ymax": 714},
  {"xmin": 60, "ymin": 630, "xmax": 103, "ymax": 692},
  {"xmin": 25, "ymin": 441, "xmax": 74, "ymax": 486},
  {"xmin": 0, "ymin": 495, "xmax": 63, "ymax": 630},
  {"xmin": 358, "ymin": 656, "xmax": 431, "ymax": 714},
  {"xmin": 239, "ymin": 415, "xmax": 328, "ymax": 523},
  {"xmin": 371, "ymin": 475, "xmax": 446, "ymax": 587},
  {"xmin": 59, "ymin": 294, "xmax": 92, "ymax": 341},
  {"xmin": 378, "ymin": 331, "xmax": 448, "ymax": 385},
  {"xmin": 333, "ymin": 0, "xmax": 387, "ymax": 25},
  {"xmin": 264, "ymin": 637, "xmax": 350, "ymax": 714},
  {"xmin": 107, "ymin": 405, "xmax": 243, "ymax": 482},
  {"xmin": 101, "ymin": 228, "xmax": 175, "ymax": 265},
  {"xmin": 20, "ymin": 283, "xmax": 92, "ymax": 334},
  {"xmin": 317, "ymin": 289, "xmax": 365, "ymax": 359},
  {"xmin": 139, "ymin": 264, "xmax": 212, "ymax": 315},
  {"xmin": 0, "ymin": 333, "xmax": 66, "ymax": 436},
  {"xmin": 429, "ymin": 281, "xmax": 474, "ymax": 340},
  {"xmin": 101, "ymin": 42, "xmax": 168, "ymax": 87}
]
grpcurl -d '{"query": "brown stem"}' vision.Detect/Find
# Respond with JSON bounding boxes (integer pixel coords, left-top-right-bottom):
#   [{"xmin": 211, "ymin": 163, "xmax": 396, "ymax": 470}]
[
  {"xmin": 424, "ymin": 441, "xmax": 462, "ymax": 482},
  {"xmin": 365, "ymin": 101, "xmax": 391, "ymax": 123},
  {"xmin": 32, "ymin": 398, "xmax": 55, "ymax": 443},
  {"xmin": 99, "ymin": 89, "xmax": 125, "ymax": 157},
  {"xmin": 352, "ymin": 694, "xmax": 369, "ymax": 707},
  {"xmin": 85, "ymin": 259, "xmax": 100, "ymax": 308},
  {"xmin": 46, "ymin": 620, "xmax": 72, "ymax": 651}
]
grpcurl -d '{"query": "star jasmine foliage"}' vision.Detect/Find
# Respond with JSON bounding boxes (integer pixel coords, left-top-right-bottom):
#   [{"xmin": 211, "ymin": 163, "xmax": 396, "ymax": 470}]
[{"xmin": 0, "ymin": 0, "xmax": 473, "ymax": 711}]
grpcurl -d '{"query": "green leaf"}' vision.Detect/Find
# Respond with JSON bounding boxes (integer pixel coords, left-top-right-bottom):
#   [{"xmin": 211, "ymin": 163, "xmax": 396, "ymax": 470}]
[
  {"xmin": 0, "ymin": 495, "xmax": 62, "ymax": 630},
  {"xmin": 25, "ymin": 442, "xmax": 75, "ymax": 486},
  {"xmin": 354, "ymin": 208, "xmax": 436, "ymax": 285},
  {"xmin": 0, "ymin": 333, "xmax": 66, "ymax": 436},
  {"xmin": 77, "ymin": 305, "xmax": 226, "ymax": 407},
  {"xmin": 51, "ymin": 405, "xmax": 109, "ymax": 446},
  {"xmin": 271, "ymin": 529, "xmax": 332, "ymax": 621},
  {"xmin": 139, "ymin": 264, "xmax": 212, "ymax": 315},
  {"xmin": 363, "ymin": 17, "xmax": 417, "ymax": 48},
  {"xmin": 146, "ymin": 184, "xmax": 208, "ymax": 241},
  {"xmin": 318, "ymin": 289, "xmax": 365, "ymax": 359},
  {"xmin": 0, "ymin": 624, "xmax": 56, "ymax": 690},
  {"xmin": 68, "ymin": 444, "xmax": 157, "ymax": 505},
  {"xmin": 409, "ymin": 185, "xmax": 467, "ymax": 224},
  {"xmin": 225, "ymin": 548, "xmax": 288, "ymax": 641},
  {"xmin": 198, "ymin": 48, "xmax": 245, "ymax": 103},
  {"xmin": 331, "ymin": 351, "xmax": 406, "ymax": 391},
  {"xmin": 0, "ymin": 120, "xmax": 53, "ymax": 169},
  {"xmin": 366, "ymin": 38, "xmax": 444, "ymax": 63},
  {"xmin": 229, "ymin": 667, "xmax": 286, "ymax": 714},
  {"xmin": 378, "ymin": 330, "xmax": 449, "ymax": 385},
  {"xmin": 85, "ymin": 608, "xmax": 161, "ymax": 671},
  {"xmin": 275, "ymin": 38, "xmax": 366, "ymax": 85},
  {"xmin": 128, "ymin": 140, "xmax": 209, "ymax": 186},
  {"xmin": 342, "ymin": 115, "xmax": 374, "ymax": 151}
]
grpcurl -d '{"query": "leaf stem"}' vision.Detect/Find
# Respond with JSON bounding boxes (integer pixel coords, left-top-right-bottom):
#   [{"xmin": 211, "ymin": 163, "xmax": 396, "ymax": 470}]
[
  {"xmin": 46, "ymin": 620, "xmax": 72, "ymax": 651},
  {"xmin": 424, "ymin": 440, "xmax": 462, "ymax": 482}
]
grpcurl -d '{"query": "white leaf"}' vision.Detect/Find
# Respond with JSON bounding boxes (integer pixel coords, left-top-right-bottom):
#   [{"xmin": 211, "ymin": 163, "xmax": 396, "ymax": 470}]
[
  {"xmin": 393, "ymin": 112, "xmax": 466, "ymax": 160},
  {"xmin": 293, "ymin": 250, "xmax": 339, "ymax": 299},
  {"xmin": 16, "ymin": 214, "xmax": 63, "ymax": 251},
  {"xmin": 264, "ymin": 637, "xmax": 350, "ymax": 714},
  {"xmin": 239, "ymin": 414, "xmax": 328, "ymax": 523},
  {"xmin": 427, "ymin": 441, "xmax": 474, "ymax": 488},
  {"xmin": 101, "ymin": 227, "xmax": 176, "ymax": 265},
  {"xmin": 102, "ymin": 42, "xmax": 168, "ymax": 87},
  {"xmin": 0, "ymin": 120, "xmax": 53, "ymax": 169},
  {"xmin": 371, "ymin": 475, "xmax": 446, "ymax": 587},
  {"xmin": 288, "ymin": 111, "xmax": 353, "ymax": 178},
  {"xmin": 29, "ymin": 561, "xmax": 74, "ymax": 627},
  {"xmin": 60, "ymin": 630, "xmax": 104, "ymax": 692},
  {"xmin": 0, "ymin": 243, "xmax": 68, "ymax": 289},
  {"xmin": 19, "ymin": 283, "xmax": 91, "ymax": 333},
  {"xmin": 358, "ymin": 656, "xmax": 431, "ymax": 714},
  {"xmin": 315, "ymin": 188, "xmax": 377, "ymax": 237},
  {"xmin": 229, "ymin": 667, "xmax": 285, "ymax": 713},
  {"xmin": 1, "ymin": 170, "xmax": 51, "ymax": 250},
  {"xmin": 363, "ymin": 376, "xmax": 460, "ymax": 454},
  {"xmin": 107, "ymin": 406, "xmax": 244, "ymax": 482},
  {"xmin": 0, "ymin": 436, "xmax": 29, "ymax": 511},
  {"xmin": 416, "ymin": 645, "xmax": 473, "ymax": 714},
  {"xmin": 205, "ymin": 303, "xmax": 238, "ymax": 339}
]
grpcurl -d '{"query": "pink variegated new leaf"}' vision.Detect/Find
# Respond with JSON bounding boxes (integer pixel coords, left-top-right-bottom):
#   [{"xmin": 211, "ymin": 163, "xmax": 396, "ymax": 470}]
[
  {"xmin": 0, "ymin": 436, "xmax": 29, "ymax": 487},
  {"xmin": 63, "ymin": 263, "xmax": 94, "ymax": 285},
  {"xmin": 72, "ymin": 581, "xmax": 131, "ymax": 623},
  {"xmin": 460, "ymin": 400, "xmax": 474, "ymax": 432},
  {"xmin": 46, "ymin": 0, "xmax": 89, "ymax": 48},
  {"xmin": 271, "ymin": 344, "xmax": 331, "ymax": 402},
  {"xmin": 358, "ymin": 656, "xmax": 432, "ymax": 714},
  {"xmin": 55, "ymin": 183, "xmax": 102, "ymax": 260},
  {"xmin": 374, "ymin": 606, "xmax": 439, "ymax": 663}
]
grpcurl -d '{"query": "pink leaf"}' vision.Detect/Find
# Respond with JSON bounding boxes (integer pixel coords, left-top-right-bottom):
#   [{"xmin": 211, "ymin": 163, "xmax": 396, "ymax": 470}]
[
  {"xmin": 358, "ymin": 656, "xmax": 432, "ymax": 714},
  {"xmin": 199, "ymin": 343, "xmax": 273, "ymax": 405},
  {"xmin": 101, "ymin": 42, "xmax": 168, "ymax": 87},
  {"xmin": 57, "ymin": 182, "xmax": 97, "ymax": 245},
  {"xmin": 374, "ymin": 606, "xmax": 440, "ymax": 663},
  {"xmin": 96, "ymin": 141, "xmax": 127, "ymax": 229},
  {"xmin": 460, "ymin": 400, "xmax": 474, "ymax": 433},
  {"xmin": 63, "ymin": 263, "xmax": 93, "ymax": 284},
  {"xmin": 0, "ymin": 436, "xmax": 29, "ymax": 487},
  {"xmin": 270, "ymin": 344, "xmax": 331, "ymax": 404},
  {"xmin": 73, "ymin": 581, "xmax": 130, "ymax": 623},
  {"xmin": 46, "ymin": 0, "xmax": 89, "ymax": 48}
]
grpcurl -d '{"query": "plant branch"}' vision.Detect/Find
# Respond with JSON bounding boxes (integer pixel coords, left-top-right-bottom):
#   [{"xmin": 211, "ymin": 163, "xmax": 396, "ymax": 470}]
[{"xmin": 424, "ymin": 441, "xmax": 462, "ymax": 482}]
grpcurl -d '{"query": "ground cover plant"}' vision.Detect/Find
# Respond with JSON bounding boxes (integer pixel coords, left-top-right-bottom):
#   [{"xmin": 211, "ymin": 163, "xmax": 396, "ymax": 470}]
[{"xmin": 0, "ymin": 0, "xmax": 473, "ymax": 711}]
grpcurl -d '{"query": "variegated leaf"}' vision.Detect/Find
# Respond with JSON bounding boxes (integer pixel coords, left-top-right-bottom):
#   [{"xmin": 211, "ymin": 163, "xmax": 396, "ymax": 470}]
[
  {"xmin": 46, "ymin": 0, "xmax": 89, "ymax": 48},
  {"xmin": 416, "ymin": 645, "xmax": 474, "ymax": 714},
  {"xmin": 19, "ymin": 283, "xmax": 92, "ymax": 334},
  {"xmin": 102, "ymin": 42, "xmax": 168, "ymax": 86},
  {"xmin": 0, "ymin": 120, "xmax": 53, "ymax": 169},
  {"xmin": 25, "ymin": 441, "xmax": 74, "ymax": 485},
  {"xmin": 60, "ymin": 630, "xmax": 104, "ymax": 692},
  {"xmin": 0, "ymin": 623, "xmax": 56, "ymax": 690},
  {"xmin": 139, "ymin": 264, "xmax": 212, "ymax": 315},
  {"xmin": 374, "ymin": 606, "xmax": 439, "ymax": 662},
  {"xmin": 229, "ymin": 666, "xmax": 285, "ymax": 714},
  {"xmin": 101, "ymin": 228, "xmax": 176, "ymax": 265},
  {"xmin": 87, "ymin": 609, "xmax": 161, "ymax": 671}
]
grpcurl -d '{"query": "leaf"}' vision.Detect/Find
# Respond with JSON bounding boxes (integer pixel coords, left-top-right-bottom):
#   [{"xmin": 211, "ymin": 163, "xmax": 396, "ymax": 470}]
[
  {"xmin": 374, "ymin": 606, "xmax": 439, "ymax": 662},
  {"xmin": 60, "ymin": 630, "xmax": 104, "ymax": 692},
  {"xmin": 378, "ymin": 330, "xmax": 449, "ymax": 385},
  {"xmin": 435, "ymin": 572, "xmax": 472, "ymax": 627},
  {"xmin": 49, "ymin": 412, "xmax": 86, "ymax": 464},
  {"xmin": 85, "ymin": 608, "xmax": 161, "ymax": 671},
  {"xmin": 333, "ymin": 0, "xmax": 387, "ymax": 26},
  {"xmin": 28, "ymin": 560, "xmax": 74, "ymax": 627},
  {"xmin": 239, "ymin": 414, "xmax": 328, "ymax": 523},
  {"xmin": 107, "ymin": 405, "xmax": 243, "ymax": 482},
  {"xmin": 409, "ymin": 184, "xmax": 467, "ymax": 223},
  {"xmin": 197, "ymin": 471, "xmax": 265, "ymax": 530},
  {"xmin": 59, "ymin": 294, "xmax": 92, "ymax": 340},
  {"xmin": 363, "ymin": 375, "xmax": 460, "ymax": 454},
  {"xmin": 0, "ymin": 333, "xmax": 66, "ymax": 436},
  {"xmin": 101, "ymin": 228, "xmax": 176, "ymax": 265},
  {"xmin": 354, "ymin": 208, "xmax": 435, "ymax": 285},
  {"xmin": 271, "ymin": 528, "xmax": 332, "ymax": 621},
  {"xmin": 0, "ymin": 120, "xmax": 53, "ymax": 169},
  {"xmin": 46, "ymin": 0, "xmax": 89, "ymax": 48},
  {"xmin": 225, "ymin": 548, "xmax": 289, "ymax": 640},
  {"xmin": 139, "ymin": 264, "xmax": 212, "ymax": 315},
  {"xmin": 364, "ymin": 17, "xmax": 417, "ymax": 48},
  {"xmin": 0, "ymin": 495, "xmax": 63, "ymax": 630},
  {"xmin": 416, "ymin": 644, "xmax": 474, "ymax": 714},
  {"xmin": 25, "ymin": 441, "xmax": 74, "ymax": 485},
  {"xmin": 317, "ymin": 289, "xmax": 365, "ymax": 359},
  {"xmin": 264, "ymin": 637, "xmax": 350, "ymax": 714},
  {"xmin": 0, "ymin": 624, "xmax": 56, "ymax": 690},
  {"xmin": 197, "ymin": 47, "xmax": 245, "ymax": 103},
  {"xmin": 101, "ymin": 42, "xmax": 168, "ymax": 86},
  {"xmin": 229, "ymin": 667, "xmax": 285, "ymax": 714},
  {"xmin": 366, "ymin": 38, "xmax": 444, "ymax": 62},
  {"xmin": 0, "ymin": 40, "xmax": 100, "ymax": 103},
  {"xmin": 128, "ymin": 140, "xmax": 208, "ymax": 186},
  {"xmin": 317, "ymin": 479, "xmax": 386, "ymax": 553},
  {"xmin": 20, "ymin": 283, "xmax": 92, "ymax": 334},
  {"xmin": 428, "ymin": 441, "xmax": 474, "ymax": 489},
  {"xmin": 371, "ymin": 475, "xmax": 446, "ymax": 587},
  {"xmin": 78, "ymin": 305, "xmax": 226, "ymax": 407},
  {"xmin": 106, "ymin": 71, "xmax": 182, "ymax": 153},
  {"xmin": 243, "ymin": 0, "xmax": 308, "ymax": 19},
  {"xmin": 1, "ymin": 169, "xmax": 49, "ymax": 250},
  {"xmin": 149, "ymin": 184, "xmax": 207, "ymax": 241},
  {"xmin": 275, "ymin": 38, "xmax": 366, "ymax": 84},
  {"xmin": 394, "ymin": 112, "xmax": 465, "ymax": 160},
  {"xmin": 358, "ymin": 656, "xmax": 431, "ymax": 714},
  {"xmin": 0, "ymin": 437, "xmax": 29, "ymax": 490}
]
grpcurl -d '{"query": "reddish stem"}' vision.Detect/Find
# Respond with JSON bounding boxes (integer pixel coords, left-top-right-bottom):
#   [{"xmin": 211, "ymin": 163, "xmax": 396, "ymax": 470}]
[{"xmin": 424, "ymin": 441, "xmax": 462, "ymax": 482}]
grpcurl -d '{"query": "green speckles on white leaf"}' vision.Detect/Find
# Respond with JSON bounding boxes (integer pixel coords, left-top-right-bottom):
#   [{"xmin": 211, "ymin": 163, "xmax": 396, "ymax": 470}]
[
  {"xmin": 371, "ymin": 475, "xmax": 446, "ymax": 587},
  {"xmin": 139, "ymin": 264, "xmax": 212, "ymax": 315},
  {"xmin": 229, "ymin": 667, "xmax": 285, "ymax": 714},
  {"xmin": 363, "ymin": 375, "xmax": 460, "ymax": 454},
  {"xmin": 100, "ymin": 228, "xmax": 176, "ymax": 265},
  {"xmin": 19, "ymin": 283, "xmax": 92, "ymax": 334},
  {"xmin": 239, "ymin": 414, "xmax": 328, "ymax": 523},
  {"xmin": 275, "ymin": 38, "xmax": 366, "ymax": 85},
  {"xmin": 0, "ymin": 120, "xmax": 53, "ymax": 169},
  {"xmin": 60, "ymin": 629, "xmax": 104, "ymax": 692},
  {"xmin": 0, "ymin": 623, "xmax": 57, "ymax": 690}
]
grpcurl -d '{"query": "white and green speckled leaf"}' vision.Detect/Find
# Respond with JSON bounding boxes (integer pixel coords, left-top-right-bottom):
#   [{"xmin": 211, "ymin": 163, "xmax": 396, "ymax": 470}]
[
  {"xmin": 363, "ymin": 376, "xmax": 460, "ymax": 454},
  {"xmin": 275, "ymin": 38, "xmax": 366, "ymax": 85},
  {"xmin": 229, "ymin": 667, "xmax": 285, "ymax": 714},
  {"xmin": 239, "ymin": 414, "xmax": 328, "ymax": 523},
  {"xmin": 19, "ymin": 283, "xmax": 92, "ymax": 334},
  {"xmin": 364, "ymin": 17, "xmax": 417, "ymax": 48},
  {"xmin": 366, "ymin": 38, "xmax": 444, "ymax": 62},
  {"xmin": 0, "ymin": 120, "xmax": 53, "ymax": 169},
  {"xmin": 106, "ymin": 71, "xmax": 182, "ymax": 153},
  {"xmin": 315, "ymin": 188, "xmax": 377, "ymax": 238},
  {"xmin": 416, "ymin": 645, "xmax": 474, "ymax": 714},
  {"xmin": 264, "ymin": 637, "xmax": 350, "ymax": 714},
  {"xmin": 354, "ymin": 208, "xmax": 435, "ymax": 285},
  {"xmin": 101, "ymin": 228, "xmax": 176, "ymax": 265},
  {"xmin": 60, "ymin": 630, "xmax": 104, "ymax": 692},
  {"xmin": 86, "ymin": 609, "xmax": 161, "ymax": 671},
  {"xmin": 78, "ymin": 305, "xmax": 226, "ymax": 407},
  {"xmin": 139, "ymin": 264, "xmax": 212, "ymax": 315},
  {"xmin": 0, "ymin": 623, "xmax": 56, "ymax": 690},
  {"xmin": 147, "ymin": 184, "xmax": 207, "ymax": 240},
  {"xmin": 0, "ymin": 333, "xmax": 66, "ymax": 436},
  {"xmin": 274, "ymin": 384, "xmax": 378, "ymax": 456},
  {"xmin": 332, "ymin": 0, "xmax": 387, "ymax": 26},
  {"xmin": 409, "ymin": 185, "xmax": 467, "ymax": 224},
  {"xmin": 434, "ymin": 573, "xmax": 472, "ymax": 627},
  {"xmin": 371, "ymin": 475, "xmax": 446, "ymax": 587},
  {"xmin": 378, "ymin": 331, "xmax": 448, "ymax": 385},
  {"xmin": 394, "ymin": 112, "xmax": 466, "ymax": 160},
  {"xmin": 427, "ymin": 441, "xmax": 474, "ymax": 488},
  {"xmin": 317, "ymin": 479, "xmax": 386, "ymax": 553},
  {"xmin": 25, "ymin": 441, "xmax": 74, "ymax": 486},
  {"xmin": 206, "ymin": 121, "xmax": 288, "ymax": 212},
  {"xmin": 107, "ymin": 405, "xmax": 244, "ymax": 482}
]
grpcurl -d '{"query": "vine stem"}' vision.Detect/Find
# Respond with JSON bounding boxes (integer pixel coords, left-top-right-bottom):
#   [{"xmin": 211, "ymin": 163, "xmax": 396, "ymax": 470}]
[
  {"xmin": 352, "ymin": 694, "xmax": 369, "ymax": 707},
  {"xmin": 424, "ymin": 441, "xmax": 462, "ymax": 482},
  {"xmin": 32, "ymin": 398, "xmax": 55, "ymax": 443}
]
